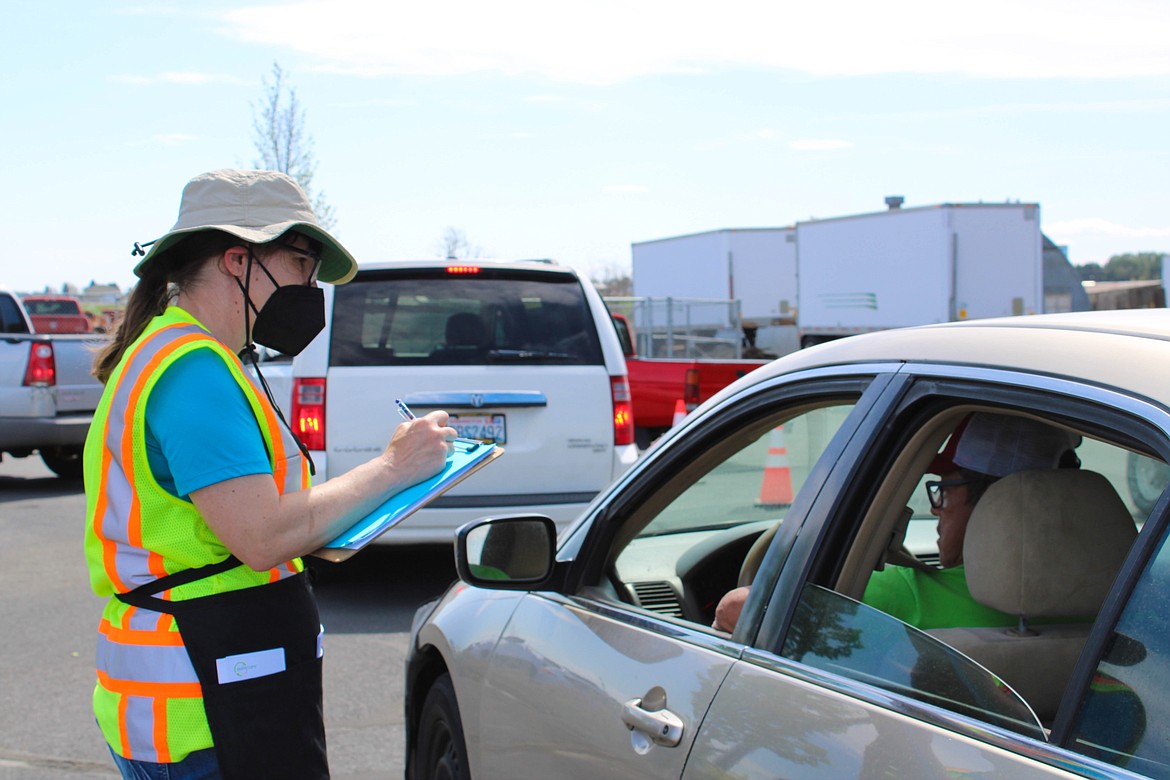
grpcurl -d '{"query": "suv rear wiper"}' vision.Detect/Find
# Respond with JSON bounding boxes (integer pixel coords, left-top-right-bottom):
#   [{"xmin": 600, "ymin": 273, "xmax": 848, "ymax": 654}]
[{"xmin": 486, "ymin": 349, "xmax": 578, "ymax": 362}]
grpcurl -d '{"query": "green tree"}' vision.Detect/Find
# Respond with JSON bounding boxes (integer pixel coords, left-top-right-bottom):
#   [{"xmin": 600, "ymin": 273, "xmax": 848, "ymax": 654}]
[
  {"xmin": 251, "ymin": 62, "xmax": 336, "ymax": 229},
  {"xmin": 1078, "ymin": 252, "xmax": 1163, "ymax": 282}
]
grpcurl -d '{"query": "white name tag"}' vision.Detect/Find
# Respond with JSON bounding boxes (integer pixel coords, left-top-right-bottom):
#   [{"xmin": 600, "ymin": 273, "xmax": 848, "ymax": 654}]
[{"xmin": 216, "ymin": 647, "xmax": 286, "ymax": 685}]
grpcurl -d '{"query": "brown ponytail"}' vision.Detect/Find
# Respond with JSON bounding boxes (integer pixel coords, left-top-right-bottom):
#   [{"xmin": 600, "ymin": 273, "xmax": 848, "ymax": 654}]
[{"xmin": 92, "ymin": 231, "xmax": 241, "ymax": 383}]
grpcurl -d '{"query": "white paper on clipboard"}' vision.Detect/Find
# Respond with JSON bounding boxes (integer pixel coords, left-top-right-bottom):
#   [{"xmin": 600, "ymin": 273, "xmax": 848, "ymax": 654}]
[{"xmin": 310, "ymin": 443, "xmax": 503, "ymax": 562}]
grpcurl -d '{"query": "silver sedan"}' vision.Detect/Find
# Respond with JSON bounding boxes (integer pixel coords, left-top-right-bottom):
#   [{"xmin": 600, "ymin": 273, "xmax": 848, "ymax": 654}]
[{"xmin": 406, "ymin": 309, "xmax": 1170, "ymax": 779}]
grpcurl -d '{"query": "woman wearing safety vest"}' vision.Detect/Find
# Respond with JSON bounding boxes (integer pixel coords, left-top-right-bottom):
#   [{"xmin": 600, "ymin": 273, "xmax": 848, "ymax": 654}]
[{"xmin": 83, "ymin": 169, "xmax": 456, "ymax": 779}]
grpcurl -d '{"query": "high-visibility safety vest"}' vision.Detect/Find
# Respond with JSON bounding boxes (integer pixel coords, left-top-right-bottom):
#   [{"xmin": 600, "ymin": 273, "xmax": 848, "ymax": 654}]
[{"xmin": 83, "ymin": 306, "xmax": 310, "ymax": 763}]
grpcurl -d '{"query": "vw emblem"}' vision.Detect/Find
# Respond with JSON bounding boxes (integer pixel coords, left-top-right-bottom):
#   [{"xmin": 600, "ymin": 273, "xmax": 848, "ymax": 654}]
[{"xmin": 470, "ymin": 394, "xmax": 485, "ymax": 408}]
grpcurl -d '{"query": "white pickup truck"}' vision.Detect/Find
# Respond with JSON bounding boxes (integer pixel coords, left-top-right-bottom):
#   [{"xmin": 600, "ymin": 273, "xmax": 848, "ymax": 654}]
[
  {"xmin": 261, "ymin": 259, "xmax": 640, "ymax": 545},
  {"xmin": 0, "ymin": 287, "xmax": 105, "ymax": 477}
]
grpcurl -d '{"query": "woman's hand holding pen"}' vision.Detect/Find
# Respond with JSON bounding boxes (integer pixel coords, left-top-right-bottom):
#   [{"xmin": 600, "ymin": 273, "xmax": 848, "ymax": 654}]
[{"xmin": 382, "ymin": 408, "xmax": 458, "ymax": 488}]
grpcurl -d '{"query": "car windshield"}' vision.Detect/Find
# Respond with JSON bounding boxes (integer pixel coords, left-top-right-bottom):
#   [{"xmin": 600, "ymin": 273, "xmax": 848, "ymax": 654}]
[{"xmin": 329, "ymin": 267, "xmax": 604, "ymax": 367}]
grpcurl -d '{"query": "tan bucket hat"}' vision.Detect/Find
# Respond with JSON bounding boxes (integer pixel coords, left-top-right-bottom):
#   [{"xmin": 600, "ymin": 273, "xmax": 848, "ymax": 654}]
[{"xmin": 133, "ymin": 168, "xmax": 358, "ymax": 284}]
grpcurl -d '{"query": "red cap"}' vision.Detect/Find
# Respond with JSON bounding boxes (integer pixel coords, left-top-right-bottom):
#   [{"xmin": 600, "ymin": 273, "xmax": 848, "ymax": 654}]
[{"xmin": 928, "ymin": 415, "xmax": 972, "ymax": 475}]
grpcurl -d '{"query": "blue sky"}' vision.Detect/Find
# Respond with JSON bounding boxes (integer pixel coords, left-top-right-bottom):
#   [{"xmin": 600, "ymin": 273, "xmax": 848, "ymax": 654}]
[{"xmin": 3, "ymin": 1, "xmax": 1168, "ymax": 293}]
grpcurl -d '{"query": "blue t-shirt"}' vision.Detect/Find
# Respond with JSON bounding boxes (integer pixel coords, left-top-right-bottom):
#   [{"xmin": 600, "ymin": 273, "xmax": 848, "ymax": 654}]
[{"xmin": 144, "ymin": 349, "xmax": 273, "ymax": 499}]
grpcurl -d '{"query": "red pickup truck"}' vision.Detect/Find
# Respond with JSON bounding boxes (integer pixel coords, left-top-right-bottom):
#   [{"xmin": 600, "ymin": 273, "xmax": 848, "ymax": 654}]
[
  {"xmin": 21, "ymin": 295, "xmax": 91, "ymax": 334},
  {"xmin": 611, "ymin": 313, "xmax": 771, "ymax": 448}
]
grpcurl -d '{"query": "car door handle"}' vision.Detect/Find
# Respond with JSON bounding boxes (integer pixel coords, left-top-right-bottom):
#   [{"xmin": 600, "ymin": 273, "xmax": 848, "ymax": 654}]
[{"xmin": 622, "ymin": 686, "xmax": 684, "ymax": 748}]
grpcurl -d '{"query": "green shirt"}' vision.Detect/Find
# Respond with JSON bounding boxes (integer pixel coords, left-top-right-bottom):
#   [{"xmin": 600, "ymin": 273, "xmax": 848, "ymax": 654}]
[{"xmin": 862, "ymin": 564, "xmax": 1017, "ymax": 630}]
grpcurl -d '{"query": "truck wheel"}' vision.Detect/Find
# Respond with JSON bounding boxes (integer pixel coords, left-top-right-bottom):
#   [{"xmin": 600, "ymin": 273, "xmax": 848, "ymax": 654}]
[
  {"xmin": 1126, "ymin": 451, "xmax": 1170, "ymax": 516},
  {"xmin": 415, "ymin": 673, "xmax": 469, "ymax": 780},
  {"xmin": 40, "ymin": 447, "xmax": 83, "ymax": 479}
]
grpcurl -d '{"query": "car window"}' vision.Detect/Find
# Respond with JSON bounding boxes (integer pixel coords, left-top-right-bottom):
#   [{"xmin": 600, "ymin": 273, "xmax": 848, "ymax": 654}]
[
  {"xmin": 1, "ymin": 294, "xmax": 29, "ymax": 333},
  {"xmin": 782, "ymin": 584, "xmax": 1043, "ymax": 738},
  {"xmin": 328, "ymin": 267, "xmax": 603, "ymax": 366},
  {"xmin": 24, "ymin": 298, "xmax": 79, "ymax": 315},
  {"xmin": 772, "ymin": 401, "xmax": 1162, "ymax": 741},
  {"xmin": 1070, "ymin": 521, "xmax": 1170, "ymax": 776},
  {"xmin": 604, "ymin": 402, "xmax": 856, "ymax": 626}
]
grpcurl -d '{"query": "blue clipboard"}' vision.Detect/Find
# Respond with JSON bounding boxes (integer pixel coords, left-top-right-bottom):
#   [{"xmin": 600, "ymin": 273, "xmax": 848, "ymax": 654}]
[{"xmin": 311, "ymin": 442, "xmax": 503, "ymax": 562}]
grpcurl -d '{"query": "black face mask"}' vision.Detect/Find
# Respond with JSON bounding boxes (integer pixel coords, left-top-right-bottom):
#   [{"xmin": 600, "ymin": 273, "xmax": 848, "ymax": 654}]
[
  {"xmin": 239, "ymin": 249, "xmax": 326, "ymax": 357},
  {"xmin": 252, "ymin": 284, "xmax": 325, "ymax": 356}
]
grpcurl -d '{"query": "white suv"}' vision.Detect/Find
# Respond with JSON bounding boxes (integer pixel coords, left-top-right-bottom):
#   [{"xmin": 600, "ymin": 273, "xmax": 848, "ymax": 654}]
[{"xmin": 277, "ymin": 259, "xmax": 639, "ymax": 545}]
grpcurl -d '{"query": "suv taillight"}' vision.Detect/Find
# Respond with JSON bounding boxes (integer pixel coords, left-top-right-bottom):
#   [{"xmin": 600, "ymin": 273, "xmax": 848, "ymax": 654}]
[
  {"xmin": 292, "ymin": 377, "xmax": 326, "ymax": 451},
  {"xmin": 683, "ymin": 367, "xmax": 700, "ymax": 411},
  {"xmin": 611, "ymin": 375, "xmax": 634, "ymax": 446},
  {"xmin": 24, "ymin": 342, "xmax": 55, "ymax": 386}
]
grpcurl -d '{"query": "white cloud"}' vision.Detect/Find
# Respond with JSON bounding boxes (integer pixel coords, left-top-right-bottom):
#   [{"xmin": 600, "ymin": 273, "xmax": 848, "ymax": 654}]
[
  {"xmin": 152, "ymin": 134, "xmax": 199, "ymax": 146},
  {"xmin": 1046, "ymin": 218, "xmax": 1170, "ymax": 239},
  {"xmin": 790, "ymin": 139, "xmax": 854, "ymax": 152},
  {"xmin": 605, "ymin": 184, "xmax": 649, "ymax": 194},
  {"xmin": 111, "ymin": 71, "xmax": 250, "ymax": 86},
  {"xmin": 217, "ymin": 0, "xmax": 1170, "ymax": 84}
]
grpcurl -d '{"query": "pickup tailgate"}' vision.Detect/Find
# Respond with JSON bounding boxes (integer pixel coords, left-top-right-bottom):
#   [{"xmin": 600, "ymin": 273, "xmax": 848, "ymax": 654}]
[{"xmin": 0, "ymin": 338, "xmax": 39, "ymax": 418}]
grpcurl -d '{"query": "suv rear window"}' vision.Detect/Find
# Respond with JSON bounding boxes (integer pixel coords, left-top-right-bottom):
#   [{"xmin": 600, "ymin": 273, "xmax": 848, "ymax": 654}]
[{"xmin": 329, "ymin": 267, "xmax": 605, "ymax": 367}]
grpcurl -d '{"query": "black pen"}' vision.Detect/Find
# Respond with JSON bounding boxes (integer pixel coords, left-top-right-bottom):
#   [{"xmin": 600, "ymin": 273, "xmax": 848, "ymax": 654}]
[{"xmin": 396, "ymin": 399, "xmax": 481, "ymax": 452}]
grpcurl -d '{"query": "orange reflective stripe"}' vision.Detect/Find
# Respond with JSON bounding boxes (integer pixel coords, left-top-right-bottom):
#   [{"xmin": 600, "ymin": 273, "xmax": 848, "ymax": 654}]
[
  {"xmin": 147, "ymin": 550, "xmax": 168, "ymax": 580},
  {"xmin": 98, "ymin": 670, "xmax": 202, "ymax": 699},
  {"xmin": 99, "ymin": 618, "xmax": 184, "ymax": 647},
  {"xmin": 121, "ymin": 334, "xmax": 213, "ymax": 550},
  {"xmin": 117, "ymin": 693, "xmax": 132, "ymax": 759},
  {"xmin": 253, "ymin": 389, "xmax": 288, "ymax": 491},
  {"xmin": 153, "ymin": 697, "xmax": 170, "ymax": 763}
]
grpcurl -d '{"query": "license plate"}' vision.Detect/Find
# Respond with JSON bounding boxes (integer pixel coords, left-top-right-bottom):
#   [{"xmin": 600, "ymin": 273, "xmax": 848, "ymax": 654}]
[{"xmin": 449, "ymin": 414, "xmax": 506, "ymax": 444}]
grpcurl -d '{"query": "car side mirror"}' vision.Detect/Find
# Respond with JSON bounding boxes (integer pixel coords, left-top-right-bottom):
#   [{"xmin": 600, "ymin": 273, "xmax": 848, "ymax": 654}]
[{"xmin": 455, "ymin": 515, "xmax": 557, "ymax": 589}]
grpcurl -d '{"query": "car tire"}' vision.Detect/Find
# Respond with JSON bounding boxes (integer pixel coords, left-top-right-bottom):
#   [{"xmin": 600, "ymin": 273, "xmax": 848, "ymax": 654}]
[
  {"xmin": 40, "ymin": 446, "xmax": 83, "ymax": 479},
  {"xmin": 415, "ymin": 673, "xmax": 470, "ymax": 780},
  {"xmin": 1126, "ymin": 450, "xmax": 1170, "ymax": 515}
]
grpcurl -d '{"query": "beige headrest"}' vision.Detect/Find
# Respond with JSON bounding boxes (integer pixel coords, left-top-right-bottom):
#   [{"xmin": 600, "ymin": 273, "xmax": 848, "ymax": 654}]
[{"xmin": 964, "ymin": 470, "xmax": 1136, "ymax": 618}]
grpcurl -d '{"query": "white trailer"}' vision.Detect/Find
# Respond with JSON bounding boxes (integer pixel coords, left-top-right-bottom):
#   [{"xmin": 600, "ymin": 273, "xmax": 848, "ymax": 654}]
[
  {"xmin": 795, "ymin": 203, "xmax": 1043, "ymax": 346},
  {"xmin": 631, "ymin": 228, "xmax": 797, "ymax": 324}
]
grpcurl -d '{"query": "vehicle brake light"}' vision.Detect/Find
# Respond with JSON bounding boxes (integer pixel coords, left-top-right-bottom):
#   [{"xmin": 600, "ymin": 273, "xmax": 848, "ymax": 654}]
[
  {"xmin": 24, "ymin": 342, "xmax": 56, "ymax": 386},
  {"xmin": 683, "ymin": 367, "xmax": 700, "ymax": 411},
  {"xmin": 292, "ymin": 377, "xmax": 326, "ymax": 451},
  {"xmin": 611, "ymin": 375, "xmax": 634, "ymax": 446},
  {"xmin": 446, "ymin": 265, "xmax": 481, "ymax": 275}
]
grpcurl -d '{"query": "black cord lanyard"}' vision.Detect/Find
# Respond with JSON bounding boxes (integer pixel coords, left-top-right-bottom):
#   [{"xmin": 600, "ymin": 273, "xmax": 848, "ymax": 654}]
[{"xmin": 236, "ymin": 247, "xmax": 316, "ymax": 477}]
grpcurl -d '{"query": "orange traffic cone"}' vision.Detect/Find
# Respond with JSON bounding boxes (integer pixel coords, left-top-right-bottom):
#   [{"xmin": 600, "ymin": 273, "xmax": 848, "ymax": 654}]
[
  {"xmin": 756, "ymin": 425, "xmax": 794, "ymax": 507},
  {"xmin": 671, "ymin": 399, "xmax": 688, "ymax": 427}
]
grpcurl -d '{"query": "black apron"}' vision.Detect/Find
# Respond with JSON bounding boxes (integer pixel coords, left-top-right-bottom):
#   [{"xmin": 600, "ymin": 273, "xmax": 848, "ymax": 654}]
[{"xmin": 117, "ymin": 557, "xmax": 329, "ymax": 779}]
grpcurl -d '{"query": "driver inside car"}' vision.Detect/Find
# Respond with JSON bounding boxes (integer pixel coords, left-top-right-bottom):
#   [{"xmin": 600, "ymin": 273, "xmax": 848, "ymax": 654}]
[{"xmin": 712, "ymin": 412, "xmax": 1080, "ymax": 633}]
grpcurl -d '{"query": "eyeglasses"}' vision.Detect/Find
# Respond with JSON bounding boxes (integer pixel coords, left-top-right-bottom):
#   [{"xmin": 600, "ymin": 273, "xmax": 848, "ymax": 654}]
[
  {"xmin": 925, "ymin": 478, "xmax": 976, "ymax": 509},
  {"xmin": 283, "ymin": 244, "xmax": 323, "ymax": 285}
]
